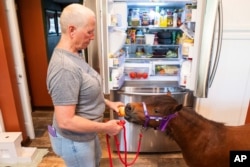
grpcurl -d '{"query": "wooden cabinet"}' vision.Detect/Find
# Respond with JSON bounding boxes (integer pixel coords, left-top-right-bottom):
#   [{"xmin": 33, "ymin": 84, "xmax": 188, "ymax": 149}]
[{"xmin": 17, "ymin": 0, "xmax": 53, "ymax": 107}]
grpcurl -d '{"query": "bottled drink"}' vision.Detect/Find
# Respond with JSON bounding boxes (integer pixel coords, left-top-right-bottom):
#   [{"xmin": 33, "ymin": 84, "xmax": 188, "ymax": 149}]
[
  {"xmin": 127, "ymin": 8, "xmax": 132, "ymax": 26},
  {"xmin": 154, "ymin": 6, "xmax": 160, "ymax": 26},
  {"xmin": 159, "ymin": 8, "xmax": 167, "ymax": 27},
  {"xmin": 173, "ymin": 10, "xmax": 178, "ymax": 27},
  {"xmin": 112, "ymin": 69, "xmax": 119, "ymax": 89}
]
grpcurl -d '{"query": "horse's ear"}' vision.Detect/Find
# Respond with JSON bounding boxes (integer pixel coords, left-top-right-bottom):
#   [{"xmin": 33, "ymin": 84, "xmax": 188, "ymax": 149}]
[{"xmin": 174, "ymin": 104, "xmax": 183, "ymax": 112}]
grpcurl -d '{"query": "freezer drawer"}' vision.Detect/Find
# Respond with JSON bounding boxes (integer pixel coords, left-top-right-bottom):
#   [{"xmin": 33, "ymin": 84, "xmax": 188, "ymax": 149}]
[{"xmin": 110, "ymin": 86, "xmax": 194, "ymax": 152}]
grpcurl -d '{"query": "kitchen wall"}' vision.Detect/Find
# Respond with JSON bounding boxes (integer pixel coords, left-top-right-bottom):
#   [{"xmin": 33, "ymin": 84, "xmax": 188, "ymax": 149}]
[
  {"xmin": 196, "ymin": 0, "xmax": 250, "ymax": 125},
  {"xmin": 245, "ymin": 102, "xmax": 250, "ymax": 124}
]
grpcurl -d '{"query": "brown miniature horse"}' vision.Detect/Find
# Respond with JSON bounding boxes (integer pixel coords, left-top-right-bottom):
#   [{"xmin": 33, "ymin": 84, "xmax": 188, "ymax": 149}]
[{"xmin": 124, "ymin": 95, "xmax": 250, "ymax": 167}]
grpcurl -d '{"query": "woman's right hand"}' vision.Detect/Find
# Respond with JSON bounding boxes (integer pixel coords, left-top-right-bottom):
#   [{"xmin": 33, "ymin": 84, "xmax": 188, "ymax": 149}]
[{"xmin": 104, "ymin": 119, "xmax": 124, "ymax": 136}]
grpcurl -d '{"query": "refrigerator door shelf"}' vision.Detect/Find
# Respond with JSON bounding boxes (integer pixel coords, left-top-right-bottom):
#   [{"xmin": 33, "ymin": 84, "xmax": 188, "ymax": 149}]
[
  {"xmin": 110, "ymin": 71, "xmax": 125, "ymax": 90},
  {"xmin": 109, "ymin": 29, "xmax": 127, "ymax": 55},
  {"xmin": 108, "ymin": 52, "xmax": 126, "ymax": 67}
]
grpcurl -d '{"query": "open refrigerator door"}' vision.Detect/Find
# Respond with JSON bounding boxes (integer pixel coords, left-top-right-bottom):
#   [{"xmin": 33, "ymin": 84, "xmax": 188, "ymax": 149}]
[{"xmin": 84, "ymin": 0, "xmax": 128, "ymax": 94}]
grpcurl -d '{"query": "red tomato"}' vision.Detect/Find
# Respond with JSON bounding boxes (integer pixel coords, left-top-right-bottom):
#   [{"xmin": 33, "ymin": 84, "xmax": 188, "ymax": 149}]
[
  {"xmin": 129, "ymin": 72, "xmax": 136, "ymax": 79},
  {"xmin": 142, "ymin": 72, "xmax": 148, "ymax": 79},
  {"xmin": 136, "ymin": 72, "xmax": 143, "ymax": 79}
]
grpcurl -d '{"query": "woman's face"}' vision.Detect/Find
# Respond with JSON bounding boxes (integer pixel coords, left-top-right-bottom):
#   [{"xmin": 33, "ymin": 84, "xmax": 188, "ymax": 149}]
[{"xmin": 72, "ymin": 17, "xmax": 96, "ymax": 50}]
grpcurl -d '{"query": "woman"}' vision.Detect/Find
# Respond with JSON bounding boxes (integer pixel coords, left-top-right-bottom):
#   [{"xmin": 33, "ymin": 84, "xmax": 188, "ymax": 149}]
[{"xmin": 46, "ymin": 4, "xmax": 124, "ymax": 167}]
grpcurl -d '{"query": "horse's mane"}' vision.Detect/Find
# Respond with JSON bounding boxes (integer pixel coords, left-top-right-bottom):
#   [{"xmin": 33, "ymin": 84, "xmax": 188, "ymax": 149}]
[
  {"xmin": 165, "ymin": 106, "xmax": 225, "ymax": 139},
  {"xmin": 181, "ymin": 107, "xmax": 225, "ymax": 128}
]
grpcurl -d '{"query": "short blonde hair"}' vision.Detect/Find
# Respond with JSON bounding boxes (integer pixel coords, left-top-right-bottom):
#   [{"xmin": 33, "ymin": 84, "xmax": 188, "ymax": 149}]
[{"xmin": 60, "ymin": 3, "xmax": 95, "ymax": 33}]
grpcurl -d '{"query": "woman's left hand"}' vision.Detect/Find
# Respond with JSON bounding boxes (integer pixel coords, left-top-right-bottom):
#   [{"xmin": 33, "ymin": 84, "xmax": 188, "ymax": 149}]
[{"xmin": 105, "ymin": 99, "xmax": 124, "ymax": 113}]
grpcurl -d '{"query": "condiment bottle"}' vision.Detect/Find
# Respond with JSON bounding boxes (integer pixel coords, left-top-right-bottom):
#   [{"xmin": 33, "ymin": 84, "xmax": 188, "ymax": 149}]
[
  {"xmin": 166, "ymin": 9, "xmax": 173, "ymax": 27},
  {"xmin": 130, "ymin": 29, "xmax": 136, "ymax": 43},
  {"xmin": 112, "ymin": 69, "xmax": 119, "ymax": 89},
  {"xmin": 182, "ymin": 38, "xmax": 194, "ymax": 58}
]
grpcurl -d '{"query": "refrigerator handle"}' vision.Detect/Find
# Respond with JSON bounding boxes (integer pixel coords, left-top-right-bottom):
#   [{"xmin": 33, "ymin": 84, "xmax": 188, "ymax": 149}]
[
  {"xmin": 208, "ymin": 0, "xmax": 223, "ymax": 88},
  {"xmin": 194, "ymin": 0, "xmax": 220, "ymax": 98}
]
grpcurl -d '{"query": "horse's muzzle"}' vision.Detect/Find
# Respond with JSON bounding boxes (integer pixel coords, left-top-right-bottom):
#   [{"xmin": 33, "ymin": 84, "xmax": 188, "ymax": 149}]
[{"xmin": 124, "ymin": 103, "xmax": 133, "ymax": 121}]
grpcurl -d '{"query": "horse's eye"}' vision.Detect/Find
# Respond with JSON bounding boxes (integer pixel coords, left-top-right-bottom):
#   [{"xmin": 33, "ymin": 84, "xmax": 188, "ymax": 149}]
[
  {"xmin": 153, "ymin": 106, "xmax": 161, "ymax": 114},
  {"xmin": 154, "ymin": 109, "xmax": 159, "ymax": 113}
]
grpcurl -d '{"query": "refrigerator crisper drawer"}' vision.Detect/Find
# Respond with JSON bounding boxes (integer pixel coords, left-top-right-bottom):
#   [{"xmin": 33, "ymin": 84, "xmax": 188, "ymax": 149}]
[
  {"xmin": 110, "ymin": 87, "xmax": 194, "ymax": 152},
  {"xmin": 152, "ymin": 61, "xmax": 180, "ymax": 76}
]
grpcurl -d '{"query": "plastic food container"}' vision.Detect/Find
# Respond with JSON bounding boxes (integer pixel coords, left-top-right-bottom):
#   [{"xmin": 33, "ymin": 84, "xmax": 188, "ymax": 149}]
[
  {"xmin": 157, "ymin": 38, "xmax": 172, "ymax": 45},
  {"xmin": 125, "ymin": 67, "xmax": 149, "ymax": 79},
  {"xmin": 131, "ymin": 19, "xmax": 140, "ymax": 26},
  {"xmin": 157, "ymin": 31, "xmax": 172, "ymax": 39},
  {"xmin": 144, "ymin": 34, "xmax": 155, "ymax": 45}
]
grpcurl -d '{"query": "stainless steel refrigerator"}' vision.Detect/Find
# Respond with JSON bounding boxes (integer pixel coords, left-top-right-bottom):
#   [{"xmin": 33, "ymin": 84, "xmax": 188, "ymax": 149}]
[{"xmin": 84, "ymin": 0, "xmax": 223, "ymax": 152}]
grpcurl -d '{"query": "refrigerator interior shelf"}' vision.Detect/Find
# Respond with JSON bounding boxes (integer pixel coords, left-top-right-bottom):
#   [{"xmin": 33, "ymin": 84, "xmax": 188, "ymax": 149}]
[
  {"xmin": 126, "ymin": 26, "xmax": 181, "ymax": 31},
  {"xmin": 125, "ymin": 75, "xmax": 179, "ymax": 81}
]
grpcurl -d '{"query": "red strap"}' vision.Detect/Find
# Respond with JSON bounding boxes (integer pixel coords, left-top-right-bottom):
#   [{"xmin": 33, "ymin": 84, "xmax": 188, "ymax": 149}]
[{"xmin": 106, "ymin": 121, "xmax": 143, "ymax": 167}]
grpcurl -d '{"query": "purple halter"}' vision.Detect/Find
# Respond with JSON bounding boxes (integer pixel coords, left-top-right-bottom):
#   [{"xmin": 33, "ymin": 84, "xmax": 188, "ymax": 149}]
[{"xmin": 142, "ymin": 102, "xmax": 177, "ymax": 131}]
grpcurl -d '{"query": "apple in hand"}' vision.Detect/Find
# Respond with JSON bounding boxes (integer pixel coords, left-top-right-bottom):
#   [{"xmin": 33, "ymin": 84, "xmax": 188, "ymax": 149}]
[{"xmin": 118, "ymin": 106, "xmax": 125, "ymax": 117}]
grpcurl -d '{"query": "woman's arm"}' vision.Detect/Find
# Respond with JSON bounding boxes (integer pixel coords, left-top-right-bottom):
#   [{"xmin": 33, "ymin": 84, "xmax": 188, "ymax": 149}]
[{"xmin": 54, "ymin": 105, "xmax": 123, "ymax": 136}]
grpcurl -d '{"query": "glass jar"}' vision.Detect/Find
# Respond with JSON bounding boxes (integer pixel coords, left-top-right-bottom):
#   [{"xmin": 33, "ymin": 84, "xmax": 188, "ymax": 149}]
[{"xmin": 141, "ymin": 12, "xmax": 150, "ymax": 26}]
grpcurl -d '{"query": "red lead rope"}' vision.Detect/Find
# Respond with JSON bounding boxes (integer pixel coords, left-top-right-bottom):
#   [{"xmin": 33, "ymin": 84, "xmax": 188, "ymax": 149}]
[{"xmin": 106, "ymin": 120, "xmax": 143, "ymax": 167}]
